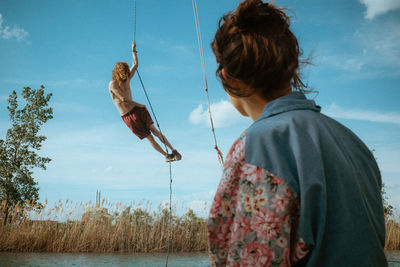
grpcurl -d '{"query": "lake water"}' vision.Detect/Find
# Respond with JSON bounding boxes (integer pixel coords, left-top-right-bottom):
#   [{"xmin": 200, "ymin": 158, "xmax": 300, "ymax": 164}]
[
  {"xmin": 387, "ymin": 251, "xmax": 400, "ymax": 267},
  {"xmin": 0, "ymin": 252, "xmax": 209, "ymax": 267},
  {"xmin": 0, "ymin": 251, "xmax": 399, "ymax": 266}
]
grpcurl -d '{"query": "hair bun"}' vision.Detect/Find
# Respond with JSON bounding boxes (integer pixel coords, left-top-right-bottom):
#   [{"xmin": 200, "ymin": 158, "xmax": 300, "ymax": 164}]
[{"xmin": 235, "ymin": 0, "xmax": 270, "ymax": 32}]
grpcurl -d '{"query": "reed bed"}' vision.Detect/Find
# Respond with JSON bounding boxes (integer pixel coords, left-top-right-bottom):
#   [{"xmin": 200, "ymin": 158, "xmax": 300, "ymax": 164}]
[
  {"xmin": 1, "ymin": 200, "xmax": 399, "ymax": 253},
  {"xmin": 385, "ymin": 214, "xmax": 400, "ymax": 251},
  {"xmin": 0, "ymin": 199, "xmax": 208, "ymax": 253}
]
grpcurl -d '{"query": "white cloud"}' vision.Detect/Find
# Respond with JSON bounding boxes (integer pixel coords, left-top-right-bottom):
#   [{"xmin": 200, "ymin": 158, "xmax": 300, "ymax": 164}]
[
  {"xmin": 36, "ymin": 122, "xmax": 174, "ymax": 189},
  {"xmin": 319, "ymin": 56, "xmax": 365, "ymax": 72},
  {"xmin": 105, "ymin": 166, "xmax": 113, "ymax": 172},
  {"xmin": 0, "ymin": 13, "xmax": 29, "ymax": 41},
  {"xmin": 324, "ymin": 103, "xmax": 400, "ymax": 125},
  {"xmin": 316, "ymin": 5, "xmax": 400, "ymax": 77},
  {"xmin": 181, "ymin": 190, "xmax": 216, "ymax": 217},
  {"xmin": 356, "ymin": 22, "xmax": 400, "ymax": 69},
  {"xmin": 189, "ymin": 100, "xmax": 251, "ymax": 128},
  {"xmin": 318, "ymin": 20, "xmax": 400, "ymax": 74},
  {"xmin": 360, "ymin": 0, "xmax": 400, "ymax": 19}
]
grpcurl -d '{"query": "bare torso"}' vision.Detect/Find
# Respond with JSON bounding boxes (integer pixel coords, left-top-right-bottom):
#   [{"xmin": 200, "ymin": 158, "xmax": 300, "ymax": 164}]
[
  {"xmin": 109, "ymin": 42, "xmax": 143, "ymax": 116},
  {"xmin": 109, "ymin": 80, "xmax": 137, "ymax": 116}
]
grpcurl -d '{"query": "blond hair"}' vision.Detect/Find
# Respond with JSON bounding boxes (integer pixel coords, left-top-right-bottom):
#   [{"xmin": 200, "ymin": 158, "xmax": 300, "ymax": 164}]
[{"xmin": 112, "ymin": 62, "xmax": 130, "ymax": 86}]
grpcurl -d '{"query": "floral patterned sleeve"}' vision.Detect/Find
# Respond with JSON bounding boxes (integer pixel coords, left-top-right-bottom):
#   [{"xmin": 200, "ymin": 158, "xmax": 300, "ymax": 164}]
[{"xmin": 207, "ymin": 133, "xmax": 309, "ymax": 267}]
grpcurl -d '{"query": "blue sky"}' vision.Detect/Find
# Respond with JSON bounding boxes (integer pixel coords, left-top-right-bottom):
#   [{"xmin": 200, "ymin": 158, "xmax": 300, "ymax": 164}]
[{"xmin": 0, "ymin": 0, "xmax": 399, "ymax": 217}]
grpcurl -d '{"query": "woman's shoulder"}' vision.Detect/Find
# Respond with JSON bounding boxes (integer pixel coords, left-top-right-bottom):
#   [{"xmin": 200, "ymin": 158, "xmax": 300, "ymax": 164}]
[{"xmin": 249, "ymin": 108, "xmax": 324, "ymax": 138}]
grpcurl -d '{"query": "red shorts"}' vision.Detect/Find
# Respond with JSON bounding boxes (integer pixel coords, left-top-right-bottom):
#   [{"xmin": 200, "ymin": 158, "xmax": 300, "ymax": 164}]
[{"xmin": 122, "ymin": 106, "xmax": 154, "ymax": 139}]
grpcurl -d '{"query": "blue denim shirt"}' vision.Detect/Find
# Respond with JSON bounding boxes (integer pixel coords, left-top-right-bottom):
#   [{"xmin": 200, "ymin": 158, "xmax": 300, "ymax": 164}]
[{"xmin": 245, "ymin": 92, "xmax": 387, "ymax": 266}]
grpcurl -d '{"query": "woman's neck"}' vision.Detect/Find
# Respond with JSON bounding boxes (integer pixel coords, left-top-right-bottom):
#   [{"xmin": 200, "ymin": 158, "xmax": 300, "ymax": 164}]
[{"xmin": 240, "ymin": 87, "xmax": 293, "ymax": 121}]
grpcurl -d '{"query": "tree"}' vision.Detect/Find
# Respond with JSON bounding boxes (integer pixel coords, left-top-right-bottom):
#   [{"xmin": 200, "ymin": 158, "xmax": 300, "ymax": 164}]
[{"xmin": 0, "ymin": 85, "xmax": 53, "ymax": 224}]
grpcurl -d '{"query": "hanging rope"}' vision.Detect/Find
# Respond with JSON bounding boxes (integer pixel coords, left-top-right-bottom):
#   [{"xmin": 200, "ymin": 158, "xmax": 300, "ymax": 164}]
[
  {"xmin": 136, "ymin": 71, "xmax": 168, "ymax": 155},
  {"xmin": 136, "ymin": 70, "xmax": 173, "ymax": 267},
  {"xmin": 133, "ymin": 1, "xmax": 173, "ymax": 266},
  {"xmin": 191, "ymin": 0, "xmax": 224, "ymax": 168},
  {"xmin": 134, "ymin": 0, "xmax": 137, "ymax": 43}
]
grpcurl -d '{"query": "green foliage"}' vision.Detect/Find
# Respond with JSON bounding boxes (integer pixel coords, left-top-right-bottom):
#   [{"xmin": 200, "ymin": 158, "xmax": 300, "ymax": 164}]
[
  {"xmin": 382, "ymin": 182, "xmax": 394, "ymax": 218},
  {"xmin": 184, "ymin": 208, "xmax": 199, "ymax": 222},
  {"xmin": 118, "ymin": 206, "xmax": 153, "ymax": 224},
  {"xmin": 0, "ymin": 86, "xmax": 53, "ymax": 210}
]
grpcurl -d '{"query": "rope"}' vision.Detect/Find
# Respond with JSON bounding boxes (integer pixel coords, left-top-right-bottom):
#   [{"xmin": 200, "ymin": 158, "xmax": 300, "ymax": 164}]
[
  {"xmin": 191, "ymin": 0, "xmax": 224, "ymax": 168},
  {"xmin": 136, "ymin": 71, "xmax": 168, "ymax": 154},
  {"xmin": 165, "ymin": 162, "xmax": 172, "ymax": 266},
  {"xmin": 133, "ymin": 1, "xmax": 173, "ymax": 266},
  {"xmin": 134, "ymin": 0, "xmax": 137, "ymax": 43},
  {"xmin": 137, "ymin": 71, "xmax": 173, "ymax": 267}
]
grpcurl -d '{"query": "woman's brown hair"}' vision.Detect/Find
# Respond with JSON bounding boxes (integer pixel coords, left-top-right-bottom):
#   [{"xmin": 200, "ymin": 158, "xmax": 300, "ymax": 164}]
[
  {"xmin": 112, "ymin": 62, "xmax": 130, "ymax": 87},
  {"xmin": 212, "ymin": 0, "xmax": 307, "ymax": 99}
]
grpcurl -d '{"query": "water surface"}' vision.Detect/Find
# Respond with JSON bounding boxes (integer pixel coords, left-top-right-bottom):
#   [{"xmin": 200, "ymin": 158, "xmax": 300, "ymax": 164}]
[
  {"xmin": 0, "ymin": 251, "xmax": 399, "ymax": 266},
  {"xmin": 387, "ymin": 251, "xmax": 400, "ymax": 267},
  {"xmin": 0, "ymin": 252, "xmax": 209, "ymax": 267}
]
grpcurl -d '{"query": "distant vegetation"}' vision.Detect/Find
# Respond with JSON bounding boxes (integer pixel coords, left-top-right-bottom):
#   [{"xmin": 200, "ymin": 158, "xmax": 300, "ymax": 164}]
[
  {"xmin": 386, "ymin": 218, "xmax": 400, "ymax": 251},
  {"xmin": 0, "ymin": 199, "xmax": 208, "ymax": 253},
  {"xmin": 0, "ymin": 198, "xmax": 399, "ymax": 253}
]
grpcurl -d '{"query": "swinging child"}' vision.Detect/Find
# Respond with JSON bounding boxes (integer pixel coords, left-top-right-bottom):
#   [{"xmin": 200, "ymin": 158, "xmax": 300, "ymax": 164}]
[{"xmin": 109, "ymin": 42, "xmax": 181, "ymax": 162}]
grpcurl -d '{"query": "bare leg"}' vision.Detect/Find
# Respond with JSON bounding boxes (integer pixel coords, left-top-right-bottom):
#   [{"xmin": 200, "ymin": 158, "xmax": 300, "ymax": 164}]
[
  {"xmin": 149, "ymin": 124, "xmax": 174, "ymax": 151},
  {"xmin": 146, "ymin": 134, "xmax": 167, "ymax": 157}
]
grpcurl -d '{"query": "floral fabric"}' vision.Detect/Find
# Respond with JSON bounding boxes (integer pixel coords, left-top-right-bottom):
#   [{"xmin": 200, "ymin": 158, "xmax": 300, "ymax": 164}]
[{"xmin": 208, "ymin": 132, "xmax": 309, "ymax": 266}]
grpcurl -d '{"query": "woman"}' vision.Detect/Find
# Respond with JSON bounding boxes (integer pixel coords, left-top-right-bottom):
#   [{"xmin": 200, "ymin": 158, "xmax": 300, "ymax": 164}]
[{"xmin": 207, "ymin": 1, "xmax": 387, "ymax": 266}]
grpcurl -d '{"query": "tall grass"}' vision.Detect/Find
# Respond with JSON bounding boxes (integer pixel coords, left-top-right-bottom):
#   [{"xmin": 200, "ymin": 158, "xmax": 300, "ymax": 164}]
[
  {"xmin": 1, "ymin": 199, "xmax": 399, "ymax": 253},
  {"xmin": 385, "ymin": 214, "xmax": 400, "ymax": 251},
  {"xmin": 0, "ymin": 199, "xmax": 208, "ymax": 253}
]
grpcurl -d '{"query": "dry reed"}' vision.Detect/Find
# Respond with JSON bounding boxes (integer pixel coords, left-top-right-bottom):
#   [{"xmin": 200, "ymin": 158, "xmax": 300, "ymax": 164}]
[
  {"xmin": 0, "ymin": 199, "xmax": 208, "ymax": 253},
  {"xmin": 385, "ymin": 214, "xmax": 400, "ymax": 251},
  {"xmin": 1, "ymin": 200, "xmax": 399, "ymax": 253}
]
